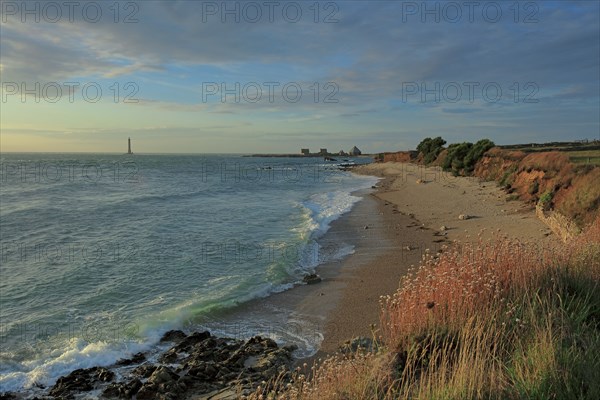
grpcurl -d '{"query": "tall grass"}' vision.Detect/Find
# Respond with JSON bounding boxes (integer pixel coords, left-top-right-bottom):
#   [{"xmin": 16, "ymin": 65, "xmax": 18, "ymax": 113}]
[{"xmin": 246, "ymin": 219, "xmax": 600, "ymax": 399}]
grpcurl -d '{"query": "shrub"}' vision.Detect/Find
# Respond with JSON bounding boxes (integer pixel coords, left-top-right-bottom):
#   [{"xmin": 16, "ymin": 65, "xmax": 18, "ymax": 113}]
[
  {"xmin": 442, "ymin": 142, "xmax": 473, "ymax": 175},
  {"xmin": 538, "ymin": 190, "xmax": 553, "ymax": 209},
  {"xmin": 464, "ymin": 139, "xmax": 495, "ymax": 174},
  {"xmin": 442, "ymin": 139, "xmax": 495, "ymax": 175},
  {"xmin": 417, "ymin": 137, "xmax": 446, "ymax": 165}
]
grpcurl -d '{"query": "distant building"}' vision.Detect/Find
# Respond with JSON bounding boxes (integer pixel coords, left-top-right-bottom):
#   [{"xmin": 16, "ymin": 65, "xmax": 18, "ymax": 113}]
[
  {"xmin": 319, "ymin": 148, "xmax": 328, "ymax": 155},
  {"xmin": 349, "ymin": 146, "xmax": 361, "ymax": 156},
  {"xmin": 301, "ymin": 148, "xmax": 310, "ymax": 155},
  {"xmin": 338, "ymin": 150, "xmax": 348, "ymax": 156}
]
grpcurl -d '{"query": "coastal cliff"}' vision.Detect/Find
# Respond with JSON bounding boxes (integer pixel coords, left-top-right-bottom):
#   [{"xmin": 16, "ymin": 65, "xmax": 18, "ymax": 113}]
[
  {"xmin": 377, "ymin": 145, "xmax": 600, "ymax": 236},
  {"xmin": 474, "ymin": 148, "xmax": 600, "ymax": 231}
]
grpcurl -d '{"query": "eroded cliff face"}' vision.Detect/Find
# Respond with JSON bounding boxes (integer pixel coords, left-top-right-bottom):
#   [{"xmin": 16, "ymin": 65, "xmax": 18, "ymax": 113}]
[
  {"xmin": 473, "ymin": 148, "xmax": 600, "ymax": 232},
  {"xmin": 378, "ymin": 151, "xmax": 417, "ymax": 163}
]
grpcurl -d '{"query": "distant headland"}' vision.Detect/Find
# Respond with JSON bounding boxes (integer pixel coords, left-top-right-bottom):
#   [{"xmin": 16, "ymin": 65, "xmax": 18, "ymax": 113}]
[{"xmin": 246, "ymin": 146, "xmax": 369, "ymax": 158}]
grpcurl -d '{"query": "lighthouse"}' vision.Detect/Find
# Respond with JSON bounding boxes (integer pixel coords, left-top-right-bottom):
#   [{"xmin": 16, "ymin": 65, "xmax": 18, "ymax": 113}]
[{"xmin": 127, "ymin": 137, "xmax": 133, "ymax": 154}]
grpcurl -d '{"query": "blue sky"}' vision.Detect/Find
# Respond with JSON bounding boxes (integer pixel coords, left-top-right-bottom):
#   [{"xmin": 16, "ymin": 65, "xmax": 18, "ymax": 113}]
[{"xmin": 1, "ymin": 0, "xmax": 599, "ymax": 153}]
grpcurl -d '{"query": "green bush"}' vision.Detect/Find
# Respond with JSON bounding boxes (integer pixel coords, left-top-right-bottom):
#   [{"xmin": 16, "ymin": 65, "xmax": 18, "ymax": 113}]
[
  {"xmin": 443, "ymin": 142, "xmax": 473, "ymax": 175},
  {"xmin": 464, "ymin": 139, "xmax": 495, "ymax": 173},
  {"xmin": 442, "ymin": 139, "xmax": 495, "ymax": 175},
  {"xmin": 417, "ymin": 137, "xmax": 446, "ymax": 164}
]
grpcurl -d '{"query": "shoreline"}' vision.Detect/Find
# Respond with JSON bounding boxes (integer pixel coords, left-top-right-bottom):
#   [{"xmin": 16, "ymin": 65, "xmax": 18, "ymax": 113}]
[{"xmin": 2, "ymin": 162, "xmax": 560, "ymax": 399}]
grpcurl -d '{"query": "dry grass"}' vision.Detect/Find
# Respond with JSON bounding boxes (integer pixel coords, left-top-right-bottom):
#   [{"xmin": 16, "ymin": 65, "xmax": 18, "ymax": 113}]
[
  {"xmin": 248, "ymin": 218, "xmax": 600, "ymax": 399},
  {"xmin": 556, "ymin": 167, "xmax": 600, "ymax": 227},
  {"xmin": 474, "ymin": 148, "xmax": 600, "ymax": 227}
]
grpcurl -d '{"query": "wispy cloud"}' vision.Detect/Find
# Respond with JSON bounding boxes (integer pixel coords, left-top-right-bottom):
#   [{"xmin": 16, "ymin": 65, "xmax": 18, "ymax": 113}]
[{"xmin": 1, "ymin": 0, "xmax": 598, "ymax": 152}]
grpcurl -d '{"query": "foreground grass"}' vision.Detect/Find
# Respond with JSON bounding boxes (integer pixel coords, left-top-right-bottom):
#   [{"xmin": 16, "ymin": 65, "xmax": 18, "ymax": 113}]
[{"xmin": 247, "ymin": 219, "xmax": 600, "ymax": 399}]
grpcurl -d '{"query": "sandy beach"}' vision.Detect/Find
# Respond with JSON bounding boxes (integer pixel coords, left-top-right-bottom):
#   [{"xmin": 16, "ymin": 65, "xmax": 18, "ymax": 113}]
[{"xmin": 297, "ymin": 162, "xmax": 559, "ymax": 362}]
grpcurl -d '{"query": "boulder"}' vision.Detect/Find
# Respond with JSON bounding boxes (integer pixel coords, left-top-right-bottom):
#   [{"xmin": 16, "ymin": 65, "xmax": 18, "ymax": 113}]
[
  {"xmin": 49, "ymin": 367, "xmax": 114, "ymax": 398},
  {"xmin": 160, "ymin": 330, "xmax": 187, "ymax": 343},
  {"xmin": 102, "ymin": 378, "xmax": 143, "ymax": 399},
  {"xmin": 174, "ymin": 331, "xmax": 212, "ymax": 351},
  {"xmin": 116, "ymin": 352, "xmax": 146, "ymax": 366},
  {"xmin": 303, "ymin": 273, "xmax": 322, "ymax": 284},
  {"xmin": 148, "ymin": 366, "xmax": 179, "ymax": 385}
]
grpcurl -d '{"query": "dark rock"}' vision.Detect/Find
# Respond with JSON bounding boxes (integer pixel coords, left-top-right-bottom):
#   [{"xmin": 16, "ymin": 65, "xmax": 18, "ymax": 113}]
[
  {"xmin": 132, "ymin": 364, "xmax": 157, "ymax": 378},
  {"xmin": 135, "ymin": 384, "xmax": 159, "ymax": 400},
  {"xmin": 261, "ymin": 337, "xmax": 278, "ymax": 348},
  {"xmin": 174, "ymin": 331, "xmax": 211, "ymax": 351},
  {"xmin": 101, "ymin": 383, "xmax": 121, "ymax": 398},
  {"xmin": 303, "ymin": 273, "xmax": 322, "ymax": 285},
  {"xmin": 158, "ymin": 348, "xmax": 179, "ymax": 363},
  {"xmin": 148, "ymin": 366, "xmax": 179, "ymax": 385},
  {"xmin": 102, "ymin": 380, "xmax": 142, "ymax": 399},
  {"xmin": 204, "ymin": 363, "xmax": 218, "ymax": 378},
  {"xmin": 283, "ymin": 344, "xmax": 298, "ymax": 353},
  {"xmin": 135, "ymin": 366, "xmax": 183, "ymax": 400},
  {"xmin": 116, "ymin": 352, "xmax": 146, "ymax": 366},
  {"xmin": 41, "ymin": 330, "xmax": 297, "ymax": 400},
  {"xmin": 160, "ymin": 330, "xmax": 187, "ymax": 343},
  {"xmin": 49, "ymin": 367, "xmax": 114, "ymax": 398},
  {"xmin": 123, "ymin": 378, "xmax": 143, "ymax": 397},
  {"xmin": 177, "ymin": 375, "xmax": 197, "ymax": 387}
]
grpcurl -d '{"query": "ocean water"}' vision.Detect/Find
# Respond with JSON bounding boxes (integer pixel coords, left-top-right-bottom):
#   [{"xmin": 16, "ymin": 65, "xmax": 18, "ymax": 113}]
[{"xmin": 0, "ymin": 153, "xmax": 377, "ymax": 393}]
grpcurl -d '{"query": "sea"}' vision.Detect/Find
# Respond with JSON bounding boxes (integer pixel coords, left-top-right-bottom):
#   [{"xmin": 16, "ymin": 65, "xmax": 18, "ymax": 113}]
[{"xmin": 0, "ymin": 153, "xmax": 378, "ymax": 394}]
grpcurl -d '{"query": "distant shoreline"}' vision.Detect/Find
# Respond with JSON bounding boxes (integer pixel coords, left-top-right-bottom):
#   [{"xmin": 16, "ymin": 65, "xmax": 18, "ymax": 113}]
[{"xmin": 243, "ymin": 154, "xmax": 374, "ymax": 158}]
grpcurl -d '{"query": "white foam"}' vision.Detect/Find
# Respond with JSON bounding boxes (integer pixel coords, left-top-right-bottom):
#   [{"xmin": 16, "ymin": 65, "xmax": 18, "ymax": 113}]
[
  {"xmin": 0, "ymin": 338, "xmax": 152, "ymax": 393},
  {"xmin": 291, "ymin": 174, "xmax": 379, "ymax": 270}
]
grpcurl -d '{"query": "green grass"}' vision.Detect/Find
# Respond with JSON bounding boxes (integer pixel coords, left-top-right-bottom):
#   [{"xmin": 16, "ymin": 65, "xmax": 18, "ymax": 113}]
[{"xmin": 567, "ymin": 150, "xmax": 600, "ymax": 165}]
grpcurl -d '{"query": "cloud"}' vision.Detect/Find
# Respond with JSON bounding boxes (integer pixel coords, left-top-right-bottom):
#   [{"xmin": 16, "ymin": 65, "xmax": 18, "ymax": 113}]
[{"xmin": 1, "ymin": 0, "xmax": 598, "ymax": 151}]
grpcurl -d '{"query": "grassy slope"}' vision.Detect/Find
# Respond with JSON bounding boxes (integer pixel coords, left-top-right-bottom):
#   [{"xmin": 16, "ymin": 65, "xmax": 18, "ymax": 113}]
[{"xmin": 474, "ymin": 148, "xmax": 600, "ymax": 229}]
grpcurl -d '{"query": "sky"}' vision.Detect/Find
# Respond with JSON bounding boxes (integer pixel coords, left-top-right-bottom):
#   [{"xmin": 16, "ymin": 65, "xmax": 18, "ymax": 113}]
[{"xmin": 1, "ymin": 0, "xmax": 599, "ymax": 154}]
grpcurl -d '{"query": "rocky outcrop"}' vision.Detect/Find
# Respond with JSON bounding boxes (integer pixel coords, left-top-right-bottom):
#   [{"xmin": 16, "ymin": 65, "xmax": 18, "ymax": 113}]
[
  {"xmin": 35, "ymin": 331, "xmax": 297, "ymax": 399},
  {"xmin": 48, "ymin": 367, "xmax": 115, "ymax": 398}
]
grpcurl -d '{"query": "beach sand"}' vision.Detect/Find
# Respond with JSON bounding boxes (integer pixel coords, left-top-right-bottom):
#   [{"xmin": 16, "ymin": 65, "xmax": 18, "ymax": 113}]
[{"xmin": 298, "ymin": 162, "xmax": 558, "ymax": 363}]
